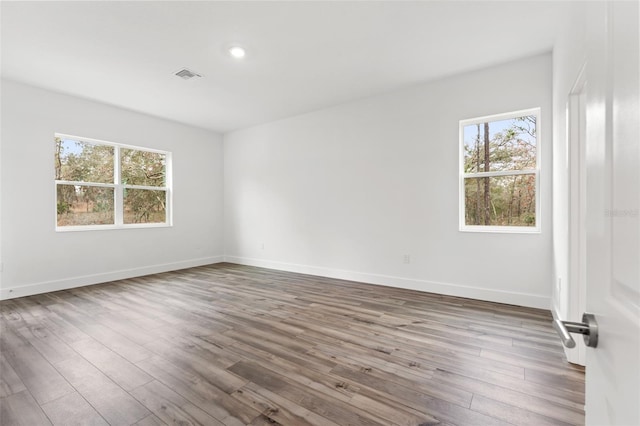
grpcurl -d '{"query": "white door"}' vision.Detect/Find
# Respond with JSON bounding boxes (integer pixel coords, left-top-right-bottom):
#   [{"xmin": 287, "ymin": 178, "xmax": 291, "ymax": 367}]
[{"xmin": 584, "ymin": 1, "xmax": 640, "ymax": 425}]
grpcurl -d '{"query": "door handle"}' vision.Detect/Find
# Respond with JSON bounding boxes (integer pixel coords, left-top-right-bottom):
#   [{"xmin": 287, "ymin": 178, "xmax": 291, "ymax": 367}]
[{"xmin": 553, "ymin": 313, "xmax": 598, "ymax": 348}]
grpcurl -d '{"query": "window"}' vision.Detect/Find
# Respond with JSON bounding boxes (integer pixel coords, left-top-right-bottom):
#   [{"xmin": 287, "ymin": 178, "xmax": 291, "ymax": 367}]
[
  {"xmin": 459, "ymin": 108, "xmax": 540, "ymax": 232},
  {"xmin": 55, "ymin": 134, "xmax": 172, "ymax": 230}
]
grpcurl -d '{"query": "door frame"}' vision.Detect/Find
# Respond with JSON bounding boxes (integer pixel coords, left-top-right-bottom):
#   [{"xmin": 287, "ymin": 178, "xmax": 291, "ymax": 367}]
[{"xmin": 565, "ymin": 64, "xmax": 588, "ymax": 366}]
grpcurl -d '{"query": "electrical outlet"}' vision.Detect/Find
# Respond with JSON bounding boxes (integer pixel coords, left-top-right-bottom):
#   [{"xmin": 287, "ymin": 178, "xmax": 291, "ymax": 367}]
[
  {"xmin": 261, "ymin": 243, "xmax": 265, "ymax": 250},
  {"xmin": 403, "ymin": 254, "xmax": 411, "ymax": 264}
]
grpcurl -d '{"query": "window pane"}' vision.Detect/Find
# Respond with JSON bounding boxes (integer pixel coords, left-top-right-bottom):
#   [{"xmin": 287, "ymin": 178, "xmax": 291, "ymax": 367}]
[
  {"xmin": 464, "ymin": 175, "xmax": 536, "ymax": 226},
  {"xmin": 463, "ymin": 115, "xmax": 536, "ymax": 173},
  {"xmin": 124, "ymin": 189, "xmax": 167, "ymax": 224},
  {"xmin": 121, "ymin": 149, "xmax": 166, "ymax": 187},
  {"xmin": 55, "ymin": 137, "xmax": 114, "ymax": 183},
  {"xmin": 56, "ymin": 185, "xmax": 114, "ymax": 226}
]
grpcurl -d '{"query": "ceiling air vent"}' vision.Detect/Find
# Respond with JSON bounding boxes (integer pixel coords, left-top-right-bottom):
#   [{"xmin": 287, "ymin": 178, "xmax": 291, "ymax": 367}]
[{"xmin": 174, "ymin": 68, "xmax": 202, "ymax": 80}]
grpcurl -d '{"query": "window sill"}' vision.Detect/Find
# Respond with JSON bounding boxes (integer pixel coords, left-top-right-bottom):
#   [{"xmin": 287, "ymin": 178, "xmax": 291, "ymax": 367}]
[
  {"xmin": 56, "ymin": 223, "xmax": 172, "ymax": 232},
  {"xmin": 459, "ymin": 225, "xmax": 540, "ymax": 234}
]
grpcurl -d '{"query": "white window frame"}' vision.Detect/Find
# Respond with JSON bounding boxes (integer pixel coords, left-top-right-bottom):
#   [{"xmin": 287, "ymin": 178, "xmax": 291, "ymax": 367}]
[
  {"xmin": 55, "ymin": 133, "xmax": 173, "ymax": 232},
  {"xmin": 459, "ymin": 108, "xmax": 541, "ymax": 233}
]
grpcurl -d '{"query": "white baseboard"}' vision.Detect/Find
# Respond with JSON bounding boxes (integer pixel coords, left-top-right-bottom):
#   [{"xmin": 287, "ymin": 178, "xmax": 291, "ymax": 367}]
[
  {"xmin": 224, "ymin": 256, "xmax": 551, "ymax": 310},
  {"xmin": 0, "ymin": 256, "xmax": 224, "ymax": 300},
  {"xmin": 1, "ymin": 254, "xmax": 552, "ymax": 310}
]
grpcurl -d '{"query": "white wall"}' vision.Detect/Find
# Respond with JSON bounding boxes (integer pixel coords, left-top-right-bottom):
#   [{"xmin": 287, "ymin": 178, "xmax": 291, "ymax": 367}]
[
  {"xmin": 0, "ymin": 79, "xmax": 224, "ymax": 299},
  {"xmin": 224, "ymin": 54, "xmax": 553, "ymax": 309}
]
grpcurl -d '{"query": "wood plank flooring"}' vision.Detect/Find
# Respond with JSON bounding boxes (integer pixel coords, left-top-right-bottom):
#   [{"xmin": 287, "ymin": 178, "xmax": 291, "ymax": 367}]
[{"xmin": 0, "ymin": 263, "xmax": 585, "ymax": 425}]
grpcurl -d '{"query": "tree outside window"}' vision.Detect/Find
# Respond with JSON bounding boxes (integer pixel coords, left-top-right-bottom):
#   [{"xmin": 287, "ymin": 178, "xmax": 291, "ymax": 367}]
[
  {"xmin": 460, "ymin": 109, "xmax": 540, "ymax": 232},
  {"xmin": 55, "ymin": 135, "xmax": 171, "ymax": 230}
]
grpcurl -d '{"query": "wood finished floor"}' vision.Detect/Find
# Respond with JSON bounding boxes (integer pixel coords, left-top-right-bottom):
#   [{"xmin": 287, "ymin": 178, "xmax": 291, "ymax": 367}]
[{"xmin": 0, "ymin": 263, "xmax": 585, "ymax": 426}]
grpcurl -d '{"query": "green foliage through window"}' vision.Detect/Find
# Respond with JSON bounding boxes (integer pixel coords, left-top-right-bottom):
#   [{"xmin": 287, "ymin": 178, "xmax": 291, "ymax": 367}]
[
  {"xmin": 121, "ymin": 148, "xmax": 166, "ymax": 186},
  {"xmin": 124, "ymin": 189, "xmax": 166, "ymax": 224},
  {"xmin": 54, "ymin": 135, "xmax": 171, "ymax": 229},
  {"xmin": 460, "ymin": 111, "xmax": 539, "ymax": 229}
]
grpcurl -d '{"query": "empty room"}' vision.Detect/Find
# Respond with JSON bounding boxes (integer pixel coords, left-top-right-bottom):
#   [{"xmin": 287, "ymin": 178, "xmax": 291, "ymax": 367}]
[{"xmin": 0, "ymin": 1, "xmax": 638, "ymax": 425}]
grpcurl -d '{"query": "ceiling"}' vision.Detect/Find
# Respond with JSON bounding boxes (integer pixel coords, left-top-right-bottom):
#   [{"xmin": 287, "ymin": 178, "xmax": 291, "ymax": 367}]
[{"xmin": 1, "ymin": 1, "xmax": 572, "ymax": 134}]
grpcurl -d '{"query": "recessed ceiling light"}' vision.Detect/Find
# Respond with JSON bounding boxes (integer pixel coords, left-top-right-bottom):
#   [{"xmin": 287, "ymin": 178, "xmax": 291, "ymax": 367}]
[{"xmin": 229, "ymin": 46, "xmax": 246, "ymax": 59}]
